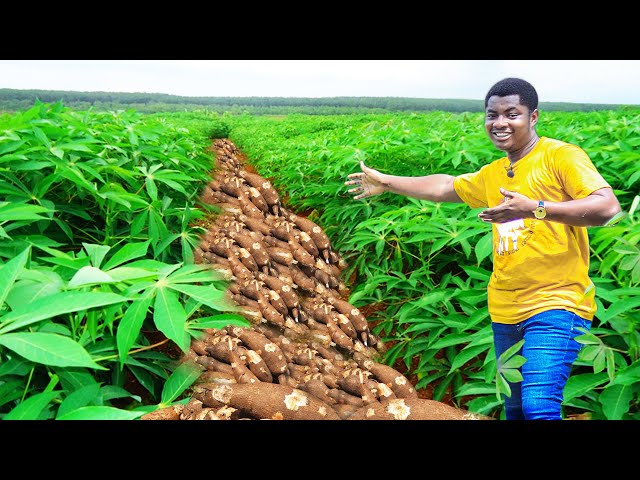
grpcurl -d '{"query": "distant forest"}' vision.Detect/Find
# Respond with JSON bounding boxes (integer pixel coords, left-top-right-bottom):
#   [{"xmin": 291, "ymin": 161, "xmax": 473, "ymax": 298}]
[{"xmin": 0, "ymin": 88, "xmax": 635, "ymax": 115}]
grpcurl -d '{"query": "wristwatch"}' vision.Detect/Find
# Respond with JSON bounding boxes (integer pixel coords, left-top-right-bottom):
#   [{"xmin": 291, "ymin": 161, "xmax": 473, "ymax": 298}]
[{"xmin": 533, "ymin": 200, "xmax": 547, "ymax": 219}]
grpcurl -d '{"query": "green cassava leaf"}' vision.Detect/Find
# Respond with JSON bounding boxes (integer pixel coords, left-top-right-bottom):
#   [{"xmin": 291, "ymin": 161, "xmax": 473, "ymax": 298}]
[
  {"xmin": 3, "ymin": 391, "xmax": 60, "ymax": 420},
  {"xmin": 160, "ymin": 361, "xmax": 204, "ymax": 405},
  {"xmin": 0, "ymin": 332, "xmax": 106, "ymax": 369},
  {"xmin": 117, "ymin": 296, "xmax": 153, "ymax": 365},
  {"xmin": 563, "ymin": 372, "xmax": 609, "ymax": 403},
  {"xmin": 56, "ymin": 406, "xmax": 145, "ymax": 420},
  {"xmin": 600, "ymin": 384, "xmax": 633, "ymax": 420},
  {"xmin": 0, "ymin": 291, "xmax": 127, "ymax": 334},
  {"xmin": 102, "ymin": 241, "xmax": 150, "ymax": 271},
  {"xmin": 0, "ymin": 245, "xmax": 31, "ymax": 307},
  {"xmin": 68, "ymin": 266, "xmax": 115, "ymax": 288},
  {"xmin": 153, "ymin": 286, "xmax": 189, "ymax": 352}
]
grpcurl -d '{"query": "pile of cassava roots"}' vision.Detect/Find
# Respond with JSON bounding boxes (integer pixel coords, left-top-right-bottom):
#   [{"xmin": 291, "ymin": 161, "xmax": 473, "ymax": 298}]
[{"xmin": 141, "ymin": 139, "xmax": 490, "ymax": 421}]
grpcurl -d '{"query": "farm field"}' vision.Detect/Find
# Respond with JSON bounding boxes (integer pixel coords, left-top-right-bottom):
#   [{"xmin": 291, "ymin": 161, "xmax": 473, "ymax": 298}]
[{"xmin": 1, "ymin": 102, "xmax": 639, "ymax": 420}]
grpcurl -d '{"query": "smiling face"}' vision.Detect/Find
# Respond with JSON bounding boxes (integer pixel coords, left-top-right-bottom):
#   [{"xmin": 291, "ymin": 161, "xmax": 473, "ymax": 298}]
[{"xmin": 485, "ymin": 94, "xmax": 539, "ymax": 161}]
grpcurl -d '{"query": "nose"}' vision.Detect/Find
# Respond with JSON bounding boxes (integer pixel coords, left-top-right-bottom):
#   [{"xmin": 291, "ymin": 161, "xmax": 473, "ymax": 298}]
[{"xmin": 493, "ymin": 115, "xmax": 508, "ymax": 128}]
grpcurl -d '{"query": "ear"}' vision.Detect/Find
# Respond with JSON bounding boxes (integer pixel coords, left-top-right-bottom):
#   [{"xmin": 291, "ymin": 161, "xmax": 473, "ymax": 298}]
[{"xmin": 530, "ymin": 108, "xmax": 539, "ymax": 127}]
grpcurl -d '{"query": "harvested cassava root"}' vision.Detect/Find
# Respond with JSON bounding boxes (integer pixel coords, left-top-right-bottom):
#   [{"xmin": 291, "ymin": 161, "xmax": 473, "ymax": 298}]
[{"xmin": 141, "ymin": 138, "xmax": 490, "ymax": 421}]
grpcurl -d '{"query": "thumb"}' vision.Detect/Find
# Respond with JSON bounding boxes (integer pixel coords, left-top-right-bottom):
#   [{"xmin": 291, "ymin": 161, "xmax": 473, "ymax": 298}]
[{"xmin": 500, "ymin": 187, "xmax": 512, "ymax": 197}]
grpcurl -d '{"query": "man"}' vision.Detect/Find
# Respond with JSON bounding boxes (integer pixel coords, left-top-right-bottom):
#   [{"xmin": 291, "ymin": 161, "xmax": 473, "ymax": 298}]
[{"xmin": 344, "ymin": 77, "xmax": 622, "ymax": 420}]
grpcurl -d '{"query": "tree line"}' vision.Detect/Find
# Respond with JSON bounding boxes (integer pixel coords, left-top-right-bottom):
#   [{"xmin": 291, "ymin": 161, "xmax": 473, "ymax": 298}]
[{"xmin": 0, "ymin": 88, "xmax": 633, "ymax": 115}]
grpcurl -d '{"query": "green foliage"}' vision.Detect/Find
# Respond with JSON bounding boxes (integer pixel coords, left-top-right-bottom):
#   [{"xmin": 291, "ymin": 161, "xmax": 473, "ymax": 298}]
[{"xmin": 0, "ymin": 101, "xmax": 248, "ymax": 419}]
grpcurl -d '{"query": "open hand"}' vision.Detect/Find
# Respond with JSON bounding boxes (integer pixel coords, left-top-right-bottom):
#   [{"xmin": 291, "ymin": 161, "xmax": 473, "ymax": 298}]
[{"xmin": 344, "ymin": 161, "xmax": 387, "ymax": 200}]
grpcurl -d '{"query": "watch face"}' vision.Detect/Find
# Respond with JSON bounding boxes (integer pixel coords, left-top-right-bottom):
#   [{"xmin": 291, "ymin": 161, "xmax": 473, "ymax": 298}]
[{"xmin": 534, "ymin": 207, "xmax": 546, "ymax": 219}]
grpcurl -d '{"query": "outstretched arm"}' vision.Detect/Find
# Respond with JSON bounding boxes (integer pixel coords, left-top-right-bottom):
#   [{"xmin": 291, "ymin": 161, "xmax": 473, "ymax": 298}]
[{"xmin": 345, "ymin": 161, "xmax": 463, "ymax": 203}]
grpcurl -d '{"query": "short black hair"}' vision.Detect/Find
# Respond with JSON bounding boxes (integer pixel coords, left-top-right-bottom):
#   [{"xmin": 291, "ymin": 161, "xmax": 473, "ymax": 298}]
[{"xmin": 485, "ymin": 77, "xmax": 539, "ymax": 113}]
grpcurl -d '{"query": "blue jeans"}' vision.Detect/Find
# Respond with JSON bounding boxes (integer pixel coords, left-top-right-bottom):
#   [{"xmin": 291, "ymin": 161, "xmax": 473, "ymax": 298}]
[{"xmin": 492, "ymin": 309, "xmax": 591, "ymax": 420}]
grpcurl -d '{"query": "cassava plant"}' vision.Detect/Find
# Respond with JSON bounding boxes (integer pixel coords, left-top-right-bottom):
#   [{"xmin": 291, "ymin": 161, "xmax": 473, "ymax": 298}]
[{"xmin": 0, "ymin": 101, "xmax": 246, "ymax": 419}]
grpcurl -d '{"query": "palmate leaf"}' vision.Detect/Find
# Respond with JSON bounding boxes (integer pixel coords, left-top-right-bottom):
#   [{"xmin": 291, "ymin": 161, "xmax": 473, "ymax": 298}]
[
  {"xmin": 494, "ymin": 339, "xmax": 526, "ymax": 398},
  {"xmin": 0, "ymin": 332, "xmax": 105, "ymax": 369}
]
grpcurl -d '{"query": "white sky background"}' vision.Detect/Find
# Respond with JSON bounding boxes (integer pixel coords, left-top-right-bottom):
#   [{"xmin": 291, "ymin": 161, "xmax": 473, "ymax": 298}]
[{"xmin": 2, "ymin": 60, "xmax": 640, "ymax": 105}]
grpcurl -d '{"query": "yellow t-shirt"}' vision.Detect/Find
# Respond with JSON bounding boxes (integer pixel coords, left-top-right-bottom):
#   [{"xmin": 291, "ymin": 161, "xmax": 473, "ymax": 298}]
[{"xmin": 453, "ymin": 136, "xmax": 611, "ymax": 324}]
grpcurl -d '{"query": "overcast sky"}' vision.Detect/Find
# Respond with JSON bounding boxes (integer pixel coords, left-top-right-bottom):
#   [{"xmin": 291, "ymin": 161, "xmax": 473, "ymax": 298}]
[{"xmin": 2, "ymin": 60, "xmax": 640, "ymax": 105}]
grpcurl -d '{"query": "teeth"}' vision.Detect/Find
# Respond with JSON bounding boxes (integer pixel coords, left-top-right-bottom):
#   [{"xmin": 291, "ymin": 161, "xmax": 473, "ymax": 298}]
[{"xmin": 494, "ymin": 132, "xmax": 510, "ymax": 138}]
